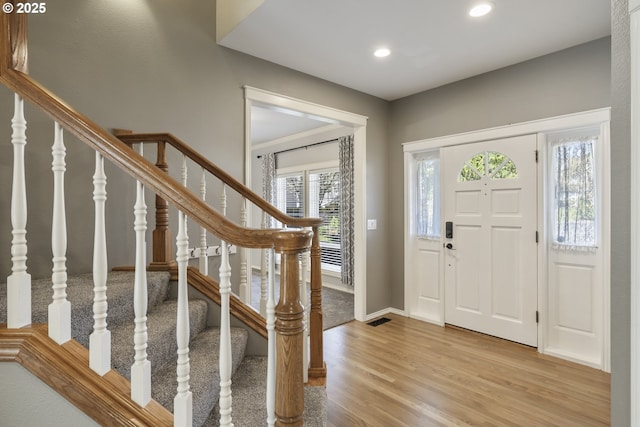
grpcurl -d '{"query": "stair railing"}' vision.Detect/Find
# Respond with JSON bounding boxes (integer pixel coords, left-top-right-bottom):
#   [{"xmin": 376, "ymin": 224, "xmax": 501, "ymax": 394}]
[
  {"xmin": 1, "ymin": 7, "xmax": 312, "ymax": 426},
  {"xmin": 114, "ymin": 131, "xmax": 327, "ymax": 385}
]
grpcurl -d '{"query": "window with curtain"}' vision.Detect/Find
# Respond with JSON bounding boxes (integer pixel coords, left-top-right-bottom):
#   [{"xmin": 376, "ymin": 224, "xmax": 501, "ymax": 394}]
[
  {"xmin": 551, "ymin": 135, "xmax": 598, "ymax": 248},
  {"xmin": 415, "ymin": 153, "xmax": 440, "ymax": 238},
  {"xmin": 276, "ymin": 167, "xmax": 342, "ymax": 271},
  {"xmin": 309, "ymin": 170, "xmax": 341, "ymax": 268}
]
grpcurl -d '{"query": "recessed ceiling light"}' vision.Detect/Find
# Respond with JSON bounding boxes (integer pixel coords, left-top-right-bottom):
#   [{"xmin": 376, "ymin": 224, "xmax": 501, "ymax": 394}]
[
  {"xmin": 469, "ymin": 1, "xmax": 494, "ymax": 17},
  {"xmin": 374, "ymin": 48, "xmax": 391, "ymax": 58}
]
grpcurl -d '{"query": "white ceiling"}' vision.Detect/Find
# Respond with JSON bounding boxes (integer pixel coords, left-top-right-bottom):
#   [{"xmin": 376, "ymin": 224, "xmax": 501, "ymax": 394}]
[
  {"xmin": 251, "ymin": 104, "xmax": 330, "ymax": 145},
  {"xmin": 220, "ymin": 0, "xmax": 611, "ymax": 101}
]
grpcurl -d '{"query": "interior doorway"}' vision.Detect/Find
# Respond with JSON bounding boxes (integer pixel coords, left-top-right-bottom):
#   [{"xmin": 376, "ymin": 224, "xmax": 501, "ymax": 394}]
[{"xmin": 244, "ymin": 86, "xmax": 368, "ymax": 322}]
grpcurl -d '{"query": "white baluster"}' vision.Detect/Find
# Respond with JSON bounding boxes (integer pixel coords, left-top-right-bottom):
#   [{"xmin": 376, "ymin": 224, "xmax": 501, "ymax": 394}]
[
  {"xmin": 219, "ymin": 239, "xmax": 234, "ymax": 427},
  {"xmin": 7, "ymin": 94, "xmax": 31, "ymax": 329},
  {"xmin": 300, "ymin": 247, "xmax": 309, "ymax": 383},
  {"xmin": 90, "ymin": 152, "xmax": 111, "ymax": 375},
  {"xmin": 218, "ymin": 180, "xmax": 235, "ymax": 425},
  {"xmin": 266, "ymin": 247, "xmax": 276, "ymax": 427},
  {"xmin": 220, "ymin": 182, "xmax": 227, "ymax": 216},
  {"xmin": 131, "ymin": 143, "xmax": 151, "ymax": 407},
  {"xmin": 49, "ymin": 122, "xmax": 71, "ymax": 344},
  {"xmin": 239, "ymin": 198, "xmax": 249, "ymax": 304},
  {"xmin": 174, "ymin": 156, "xmax": 192, "ymax": 427},
  {"xmin": 199, "ymin": 167, "xmax": 208, "ymax": 275},
  {"xmin": 260, "ymin": 212, "xmax": 268, "ymax": 317}
]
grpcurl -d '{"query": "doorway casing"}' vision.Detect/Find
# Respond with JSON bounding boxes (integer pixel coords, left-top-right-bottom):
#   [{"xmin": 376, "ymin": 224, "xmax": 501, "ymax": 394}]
[{"xmin": 244, "ymin": 86, "xmax": 368, "ymax": 321}]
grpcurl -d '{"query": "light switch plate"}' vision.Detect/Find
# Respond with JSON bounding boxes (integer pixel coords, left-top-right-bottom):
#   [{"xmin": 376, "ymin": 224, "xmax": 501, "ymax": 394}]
[{"xmin": 367, "ymin": 219, "xmax": 377, "ymax": 230}]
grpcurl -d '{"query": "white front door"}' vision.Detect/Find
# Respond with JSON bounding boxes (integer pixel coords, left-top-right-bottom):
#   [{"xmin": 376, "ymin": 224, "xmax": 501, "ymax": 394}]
[{"xmin": 442, "ymin": 135, "xmax": 538, "ymax": 347}]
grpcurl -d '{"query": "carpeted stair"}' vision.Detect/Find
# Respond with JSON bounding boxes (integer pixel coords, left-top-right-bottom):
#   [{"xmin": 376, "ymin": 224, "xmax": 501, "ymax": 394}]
[
  {"xmin": 1, "ymin": 271, "xmax": 326, "ymax": 426},
  {"xmin": 204, "ymin": 356, "xmax": 327, "ymax": 427}
]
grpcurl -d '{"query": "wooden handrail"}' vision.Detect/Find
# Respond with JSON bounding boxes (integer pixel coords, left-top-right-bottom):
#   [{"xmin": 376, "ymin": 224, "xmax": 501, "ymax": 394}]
[
  {"xmin": 116, "ymin": 132, "xmax": 323, "ymax": 229},
  {"xmin": 0, "ymin": 38, "xmax": 281, "ymax": 249},
  {"xmin": 0, "ymin": 324, "xmax": 173, "ymax": 426}
]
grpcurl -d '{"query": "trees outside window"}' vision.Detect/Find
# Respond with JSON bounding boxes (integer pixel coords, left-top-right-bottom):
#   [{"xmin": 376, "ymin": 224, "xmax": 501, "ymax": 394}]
[{"xmin": 551, "ymin": 138, "xmax": 597, "ymax": 247}]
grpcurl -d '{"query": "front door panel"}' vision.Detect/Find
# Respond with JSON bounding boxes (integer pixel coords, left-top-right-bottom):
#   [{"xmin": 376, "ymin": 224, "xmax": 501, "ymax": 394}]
[{"xmin": 442, "ymin": 135, "xmax": 538, "ymax": 347}]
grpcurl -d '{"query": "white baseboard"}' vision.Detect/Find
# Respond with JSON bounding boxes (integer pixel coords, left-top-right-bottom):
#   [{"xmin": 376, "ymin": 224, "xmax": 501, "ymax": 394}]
[
  {"xmin": 541, "ymin": 347, "xmax": 605, "ymax": 372},
  {"xmin": 365, "ymin": 307, "xmax": 407, "ymax": 322}
]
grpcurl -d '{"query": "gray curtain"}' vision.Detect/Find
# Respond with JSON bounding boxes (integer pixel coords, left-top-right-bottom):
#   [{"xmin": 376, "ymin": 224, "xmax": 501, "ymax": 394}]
[
  {"xmin": 339, "ymin": 135, "xmax": 355, "ymax": 287},
  {"xmin": 261, "ymin": 152, "xmax": 277, "ymax": 227}
]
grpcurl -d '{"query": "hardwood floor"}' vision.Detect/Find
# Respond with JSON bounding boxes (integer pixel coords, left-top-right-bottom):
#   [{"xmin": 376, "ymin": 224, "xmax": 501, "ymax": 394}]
[{"xmin": 324, "ymin": 314, "xmax": 610, "ymax": 427}]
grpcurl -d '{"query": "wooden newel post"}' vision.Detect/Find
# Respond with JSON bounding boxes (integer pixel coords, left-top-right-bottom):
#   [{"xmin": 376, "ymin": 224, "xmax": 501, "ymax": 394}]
[
  {"xmin": 1, "ymin": 1, "xmax": 29, "ymax": 75},
  {"xmin": 308, "ymin": 226, "xmax": 326, "ymax": 382},
  {"xmin": 150, "ymin": 140, "xmax": 174, "ymax": 268},
  {"xmin": 273, "ymin": 229, "xmax": 312, "ymax": 427}
]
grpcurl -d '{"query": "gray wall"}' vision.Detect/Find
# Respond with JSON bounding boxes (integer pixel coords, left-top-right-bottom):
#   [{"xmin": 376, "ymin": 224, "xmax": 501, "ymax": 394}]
[
  {"xmin": 388, "ymin": 37, "xmax": 612, "ymax": 309},
  {"xmin": 0, "ymin": 0, "xmax": 390, "ymax": 313},
  {"xmin": 610, "ymin": 0, "xmax": 631, "ymax": 424},
  {"xmin": 0, "ymin": 363, "xmax": 98, "ymax": 426}
]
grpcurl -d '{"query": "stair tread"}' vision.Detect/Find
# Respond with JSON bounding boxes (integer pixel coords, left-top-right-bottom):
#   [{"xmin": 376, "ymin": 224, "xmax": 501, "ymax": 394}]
[
  {"xmin": 204, "ymin": 356, "xmax": 327, "ymax": 427},
  {"xmin": 152, "ymin": 327, "xmax": 249, "ymax": 427},
  {"xmin": 0, "ymin": 271, "xmax": 171, "ymax": 348},
  {"xmin": 110, "ymin": 298, "xmax": 210, "ymax": 380}
]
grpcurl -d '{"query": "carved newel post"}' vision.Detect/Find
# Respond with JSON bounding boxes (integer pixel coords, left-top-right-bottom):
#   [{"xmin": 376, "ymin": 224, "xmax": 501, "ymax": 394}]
[{"xmin": 273, "ymin": 229, "xmax": 312, "ymax": 427}]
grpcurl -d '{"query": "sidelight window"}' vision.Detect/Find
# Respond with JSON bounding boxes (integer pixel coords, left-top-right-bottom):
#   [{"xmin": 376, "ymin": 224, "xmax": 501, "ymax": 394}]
[
  {"xmin": 415, "ymin": 152, "xmax": 440, "ymax": 238},
  {"xmin": 550, "ymin": 135, "xmax": 598, "ymax": 248}
]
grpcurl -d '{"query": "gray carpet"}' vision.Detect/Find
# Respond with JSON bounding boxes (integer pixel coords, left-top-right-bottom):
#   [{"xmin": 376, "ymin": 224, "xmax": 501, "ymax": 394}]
[
  {"xmin": 250, "ymin": 273, "xmax": 354, "ymax": 329},
  {"xmin": 321, "ymin": 286, "xmax": 355, "ymax": 329},
  {"xmin": 0, "ymin": 271, "xmax": 171, "ymax": 346},
  {"xmin": 204, "ymin": 356, "xmax": 326, "ymax": 427}
]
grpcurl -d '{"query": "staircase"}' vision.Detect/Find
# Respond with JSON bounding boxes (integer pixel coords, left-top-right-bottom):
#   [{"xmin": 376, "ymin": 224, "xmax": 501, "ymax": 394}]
[
  {"xmin": 0, "ymin": 6, "xmax": 326, "ymax": 426},
  {"xmin": 0, "ymin": 271, "xmax": 326, "ymax": 426}
]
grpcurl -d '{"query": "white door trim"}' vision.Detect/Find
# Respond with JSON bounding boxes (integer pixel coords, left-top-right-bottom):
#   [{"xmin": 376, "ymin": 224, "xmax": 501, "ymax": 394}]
[
  {"xmin": 403, "ymin": 108, "xmax": 610, "ymax": 152},
  {"xmin": 244, "ymin": 86, "xmax": 369, "ymax": 321},
  {"xmin": 404, "ymin": 107, "xmax": 611, "ymax": 370}
]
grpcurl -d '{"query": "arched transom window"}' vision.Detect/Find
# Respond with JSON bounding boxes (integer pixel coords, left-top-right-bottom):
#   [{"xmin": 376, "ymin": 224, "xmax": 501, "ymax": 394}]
[{"xmin": 459, "ymin": 151, "xmax": 518, "ymax": 182}]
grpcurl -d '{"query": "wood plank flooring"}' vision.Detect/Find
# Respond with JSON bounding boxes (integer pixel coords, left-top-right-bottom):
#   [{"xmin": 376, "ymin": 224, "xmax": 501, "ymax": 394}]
[{"xmin": 324, "ymin": 314, "xmax": 610, "ymax": 427}]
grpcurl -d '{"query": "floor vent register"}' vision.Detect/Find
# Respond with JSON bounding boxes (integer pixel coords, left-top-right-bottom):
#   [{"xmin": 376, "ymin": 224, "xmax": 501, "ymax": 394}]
[{"xmin": 367, "ymin": 317, "xmax": 391, "ymax": 327}]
